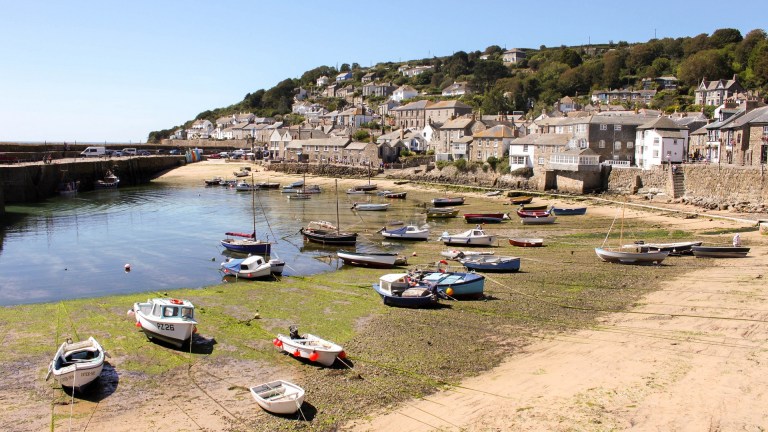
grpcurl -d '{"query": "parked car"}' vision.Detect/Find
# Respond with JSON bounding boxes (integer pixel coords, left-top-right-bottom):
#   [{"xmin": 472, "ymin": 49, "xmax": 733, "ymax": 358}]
[
  {"xmin": 218, "ymin": 151, "xmax": 230, "ymax": 158},
  {"xmin": 137, "ymin": 150, "xmax": 151, "ymax": 156},
  {"xmin": 122, "ymin": 148, "xmax": 137, "ymax": 156},
  {"xmin": 169, "ymin": 149, "xmax": 181, "ymax": 155},
  {"xmin": 207, "ymin": 153, "xmax": 221, "ymax": 159},
  {"xmin": 111, "ymin": 150, "xmax": 123, "ymax": 157}
]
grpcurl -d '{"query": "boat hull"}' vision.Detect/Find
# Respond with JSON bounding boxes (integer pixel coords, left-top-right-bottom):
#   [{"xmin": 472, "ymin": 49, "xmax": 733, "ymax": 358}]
[
  {"xmin": 220, "ymin": 239, "xmax": 272, "ymax": 255},
  {"xmin": 275, "ymin": 333, "xmax": 344, "ymax": 367},
  {"xmin": 373, "ymin": 284, "xmax": 438, "ymax": 308},
  {"xmin": 442, "ymin": 236, "xmax": 496, "ymax": 246},
  {"xmin": 133, "ymin": 301, "xmax": 196, "ymax": 348},
  {"xmin": 250, "ymin": 380, "xmax": 305, "ymax": 415},
  {"xmin": 509, "ymin": 196, "xmax": 533, "ymax": 204},
  {"xmin": 48, "ymin": 337, "xmax": 105, "ymax": 390},
  {"xmin": 337, "ymin": 250, "xmax": 399, "ymax": 268},
  {"xmin": 634, "ymin": 241, "xmax": 703, "ymax": 256},
  {"xmin": 382, "ymin": 226, "xmax": 429, "ymax": 240},
  {"xmin": 431, "ymin": 197, "xmax": 464, "ymax": 207},
  {"xmin": 691, "ymin": 246, "xmax": 750, "ymax": 258},
  {"xmin": 509, "ymin": 238, "xmax": 544, "ymax": 247},
  {"xmin": 420, "ymin": 272, "xmax": 486, "ymax": 297},
  {"xmin": 300, "ymin": 228, "xmax": 358, "ymax": 245},
  {"xmin": 460, "ymin": 256, "xmax": 521, "ymax": 273},
  {"xmin": 595, "ymin": 248, "xmax": 669, "ymax": 265},
  {"xmin": 426, "ymin": 208, "xmax": 459, "ymax": 218},
  {"xmin": 552, "ymin": 207, "xmax": 587, "ymax": 216},
  {"xmin": 520, "ymin": 216, "xmax": 556, "ymax": 225}
]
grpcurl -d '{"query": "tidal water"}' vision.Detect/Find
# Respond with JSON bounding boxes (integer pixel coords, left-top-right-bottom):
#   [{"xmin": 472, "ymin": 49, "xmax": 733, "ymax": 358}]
[{"xmin": 0, "ymin": 183, "xmax": 434, "ymax": 306}]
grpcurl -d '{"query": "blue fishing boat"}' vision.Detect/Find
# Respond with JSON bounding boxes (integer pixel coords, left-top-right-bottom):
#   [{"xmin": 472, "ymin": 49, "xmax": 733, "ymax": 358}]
[
  {"xmin": 458, "ymin": 255, "xmax": 520, "ymax": 273},
  {"xmin": 551, "ymin": 206, "xmax": 587, "ymax": 216},
  {"xmin": 418, "ymin": 271, "xmax": 486, "ymax": 298},
  {"xmin": 372, "ymin": 273, "xmax": 441, "ymax": 308}
]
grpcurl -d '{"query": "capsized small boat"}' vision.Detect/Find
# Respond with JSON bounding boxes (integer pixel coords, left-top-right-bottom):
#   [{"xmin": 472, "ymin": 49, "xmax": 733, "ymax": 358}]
[
  {"xmin": 691, "ymin": 246, "xmax": 750, "ymax": 258},
  {"xmin": 432, "ymin": 197, "xmax": 465, "ymax": 207},
  {"xmin": 381, "ymin": 225, "xmax": 429, "ymax": 241},
  {"xmin": 46, "ymin": 337, "xmax": 106, "ymax": 390},
  {"xmin": 509, "ymin": 238, "xmax": 544, "ymax": 247},
  {"xmin": 220, "ymin": 255, "xmax": 285, "ymax": 278},
  {"xmin": 459, "ymin": 255, "xmax": 520, "ymax": 273},
  {"xmin": 551, "ymin": 206, "xmax": 587, "ymax": 216},
  {"xmin": 274, "ymin": 325, "xmax": 346, "ymax": 367},
  {"xmin": 373, "ymin": 273, "xmax": 441, "ymax": 308},
  {"xmin": 250, "ymin": 380, "xmax": 305, "ymax": 415},
  {"xmin": 351, "ymin": 202, "xmax": 390, "ymax": 211},
  {"xmin": 439, "ymin": 228, "xmax": 496, "ymax": 246},
  {"xmin": 131, "ymin": 298, "xmax": 197, "ymax": 348},
  {"xmin": 337, "ymin": 250, "xmax": 405, "ymax": 268},
  {"xmin": 426, "ymin": 207, "xmax": 459, "ymax": 218}
]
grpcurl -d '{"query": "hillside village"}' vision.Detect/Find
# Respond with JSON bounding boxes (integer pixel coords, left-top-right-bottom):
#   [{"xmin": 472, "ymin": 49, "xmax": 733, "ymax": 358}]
[{"xmin": 161, "ymin": 29, "xmax": 768, "ymax": 179}]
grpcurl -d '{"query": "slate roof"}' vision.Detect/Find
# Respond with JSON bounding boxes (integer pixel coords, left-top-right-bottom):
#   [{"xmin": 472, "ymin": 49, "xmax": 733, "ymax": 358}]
[
  {"xmin": 427, "ymin": 100, "xmax": 472, "ymax": 110},
  {"xmin": 510, "ymin": 133, "xmax": 572, "ymax": 146},
  {"xmin": 637, "ymin": 116, "xmax": 688, "ymax": 130},
  {"xmin": 472, "ymin": 125, "xmax": 515, "ymax": 138}
]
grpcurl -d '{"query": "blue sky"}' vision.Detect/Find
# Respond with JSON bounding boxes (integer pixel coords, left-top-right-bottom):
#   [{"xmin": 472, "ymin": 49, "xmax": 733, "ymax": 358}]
[{"xmin": 0, "ymin": 0, "xmax": 764, "ymax": 143}]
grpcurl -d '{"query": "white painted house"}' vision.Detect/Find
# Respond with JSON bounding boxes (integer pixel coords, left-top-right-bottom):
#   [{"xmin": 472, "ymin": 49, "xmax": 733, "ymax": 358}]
[
  {"xmin": 392, "ymin": 85, "xmax": 418, "ymax": 102},
  {"xmin": 635, "ymin": 117, "xmax": 689, "ymax": 169}
]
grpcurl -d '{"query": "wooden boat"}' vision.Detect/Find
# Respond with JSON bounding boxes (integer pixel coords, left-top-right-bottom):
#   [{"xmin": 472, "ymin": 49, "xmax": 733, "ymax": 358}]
[
  {"xmin": 131, "ymin": 298, "xmax": 197, "ymax": 347},
  {"xmin": 516, "ymin": 208, "xmax": 551, "ymax": 218},
  {"xmin": 250, "ymin": 380, "xmax": 305, "ymax": 415},
  {"xmin": 629, "ymin": 241, "xmax": 703, "ymax": 256},
  {"xmin": 596, "ymin": 200, "xmax": 668, "ymax": 265},
  {"xmin": 691, "ymin": 246, "xmax": 750, "ymax": 258},
  {"xmin": 509, "ymin": 238, "xmax": 544, "ymax": 247},
  {"xmin": 519, "ymin": 203, "xmax": 549, "ymax": 211},
  {"xmin": 274, "ymin": 326, "xmax": 346, "ymax": 367},
  {"xmin": 439, "ymin": 228, "xmax": 496, "ymax": 246},
  {"xmin": 381, "ymin": 225, "xmax": 429, "ymax": 241},
  {"xmin": 58, "ymin": 180, "xmax": 80, "ymax": 196},
  {"xmin": 95, "ymin": 170, "xmax": 120, "ymax": 189},
  {"xmin": 300, "ymin": 180, "xmax": 358, "ymax": 245},
  {"xmin": 351, "ymin": 203, "xmax": 390, "ymax": 211},
  {"xmin": 337, "ymin": 250, "xmax": 404, "ymax": 268},
  {"xmin": 220, "ymin": 255, "xmax": 285, "ymax": 278},
  {"xmin": 485, "ymin": 190, "xmax": 502, "ymax": 197},
  {"xmin": 221, "ymin": 175, "xmax": 272, "ymax": 255},
  {"xmin": 440, "ymin": 250, "xmax": 495, "ymax": 260},
  {"xmin": 509, "ymin": 196, "xmax": 533, "ymax": 204},
  {"xmin": 426, "ymin": 207, "xmax": 459, "ymax": 218},
  {"xmin": 373, "ymin": 273, "xmax": 440, "ymax": 308},
  {"xmin": 46, "ymin": 337, "xmax": 105, "ymax": 390},
  {"xmin": 204, "ymin": 176, "xmax": 224, "ymax": 186},
  {"xmin": 464, "ymin": 213, "xmax": 508, "ymax": 223},
  {"xmin": 520, "ymin": 215, "xmax": 557, "ymax": 225},
  {"xmin": 301, "ymin": 221, "xmax": 357, "ymax": 245},
  {"xmin": 432, "ymin": 197, "xmax": 465, "ymax": 207},
  {"xmin": 418, "ymin": 271, "xmax": 486, "ymax": 297},
  {"xmin": 459, "ymin": 255, "xmax": 521, "ymax": 273},
  {"xmin": 384, "ymin": 191, "xmax": 407, "ymax": 199},
  {"xmin": 595, "ymin": 247, "xmax": 669, "ymax": 264},
  {"xmin": 393, "ymin": 180, "xmax": 410, "ymax": 185},
  {"xmin": 551, "ymin": 206, "xmax": 587, "ymax": 216},
  {"xmin": 346, "ymin": 188, "xmax": 368, "ymax": 195},
  {"xmin": 354, "ymin": 184, "xmax": 378, "ymax": 191}
]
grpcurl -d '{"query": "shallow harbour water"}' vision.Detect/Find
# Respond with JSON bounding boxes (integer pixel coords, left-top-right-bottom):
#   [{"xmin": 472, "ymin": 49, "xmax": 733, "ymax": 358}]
[{"xmin": 0, "ymin": 183, "xmax": 431, "ymax": 306}]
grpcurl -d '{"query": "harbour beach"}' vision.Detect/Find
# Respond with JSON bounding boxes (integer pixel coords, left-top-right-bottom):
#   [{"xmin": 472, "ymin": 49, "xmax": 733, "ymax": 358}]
[{"xmin": 1, "ymin": 160, "xmax": 766, "ymax": 431}]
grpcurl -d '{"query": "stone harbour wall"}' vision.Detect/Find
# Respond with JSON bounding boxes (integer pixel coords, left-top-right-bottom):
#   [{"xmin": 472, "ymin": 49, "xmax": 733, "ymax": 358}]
[
  {"xmin": 606, "ymin": 166, "xmax": 668, "ymax": 194},
  {"xmin": 679, "ymin": 164, "xmax": 768, "ymax": 211}
]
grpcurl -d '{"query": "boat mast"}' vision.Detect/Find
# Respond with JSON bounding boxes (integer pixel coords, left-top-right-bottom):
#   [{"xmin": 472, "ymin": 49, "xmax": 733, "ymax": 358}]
[
  {"xmin": 619, "ymin": 196, "xmax": 626, "ymax": 247},
  {"xmin": 251, "ymin": 173, "xmax": 257, "ymax": 237},
  {"xmin": 335, "ymin": 179, "xmax": 340, "ymax": 234}
]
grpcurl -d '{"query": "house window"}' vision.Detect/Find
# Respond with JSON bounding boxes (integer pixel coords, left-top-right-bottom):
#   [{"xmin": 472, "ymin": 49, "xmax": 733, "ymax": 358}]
[
  {"xmin": 512, "ymin": 156, "xmax": 526, "ymax": 165},
  {"xmin": 600, "ymin": 124, "xmax": 607, "ymax": 131},
  {"xmin": 324, "ymin": 146, "xmax": 329, "ymax": 151},
  {"xmin": 653, "ymin": 137, "xmax": 660, "ymax": 144},
  {"xmin": 763, "ymin": 126, "xmax": 768, "ymax": 136},
  {"xmin": 523, "ymin": 145, "xmax": 528, "ymax": 152},
  {"xmin": 614, "ymin": 141, "xmax": 621, "ymax": 150},
  {"xmin": 599, "ymin": 140, "xmax": 605, "ymax": 149},
  {"xmin": 614, "ymin": 125, "xmax": 622, "ymax": 131},
  {"xmin": 653, "ymin": 150, "xmax": 659, "ymax": 158},
  {"xmin": 538, "ymin": 157, "xmax": 545, "ymax": 165},
  {"xmin": 627, "ymin": 141, "xmax": 634, "ymax": 149}
]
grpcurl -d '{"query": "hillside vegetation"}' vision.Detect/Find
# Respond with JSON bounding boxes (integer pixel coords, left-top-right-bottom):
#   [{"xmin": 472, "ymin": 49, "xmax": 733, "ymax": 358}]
[{"xmin": 148, "ymin": 28, "xmax": 768, "ymax": 142}]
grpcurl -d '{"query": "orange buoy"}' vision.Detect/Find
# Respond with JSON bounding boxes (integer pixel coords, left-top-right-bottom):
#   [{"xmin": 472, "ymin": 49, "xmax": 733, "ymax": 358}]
[
  {"xmin": 135, "ymin": 321, "xmax": 141, "ymax": 328},
  {"xmin": 293, "ymin": 349, "xmax": 301, "ymax": 357},
  {"xmin": 446, "ymin": 287, "xmax": 454, "ymax": 296},
  {"xmin": 309, "ymin": 351, "xmax": 319, "ymax": 362},
  {"xmin": 338, "ymin": 350, "xmax": 347, "ymax": 359}
]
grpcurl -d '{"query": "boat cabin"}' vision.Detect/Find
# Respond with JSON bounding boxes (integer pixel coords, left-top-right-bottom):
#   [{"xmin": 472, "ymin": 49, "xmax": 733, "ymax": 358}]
[
  {"xmin": 138, "ymin": 299, "xmax": 195, "ymax": 321},
  {"xmin": 378, "ymin": 273, "xmax": 411, "ymax": 295}
]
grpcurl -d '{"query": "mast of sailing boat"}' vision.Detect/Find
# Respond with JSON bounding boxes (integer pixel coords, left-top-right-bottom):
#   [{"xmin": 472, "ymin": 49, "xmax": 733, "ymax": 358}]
[
  {"xmin": 335, "ymin": 179, "xmax": 340, "ymax": 235},
  {"xmin": 251, "ymin": 173, "xmax": 257, "ymax": 238}
]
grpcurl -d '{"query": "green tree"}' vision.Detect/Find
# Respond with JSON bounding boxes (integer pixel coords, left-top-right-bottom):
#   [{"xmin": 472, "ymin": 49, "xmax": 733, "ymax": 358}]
[
  {"xmin": 352, "ymin": 130, "xmax": 370, "ymax": 141},
  {"xmin": 677, "ymin": 49, "xmax": 733, "ymax": 86},
  {"xmin": 340, "ymin": 63, "xmax": 351, "ymax": 72},
  {"xmin": 481, "ymin": 87, "xmax": 513, "ymax": 115},
  {"xmin": 709, "ymin": 28, "xmax": 743, "ymax": 48},
  {"xmin": 471, "ymin": 59, "xmax": 510, "ymax": 93},
  {"xmin": 601, "ymin": 49, "xmax": 627, "ymax": 88},
  {"xmin": 682, "ymin": 33, "xmax": 711, "ymax": 56},
  {"xmin": 555, "ymin": 48, "xmax": 583, "ymax": 68},
  {"xmin": 748, "ymin": 40, "xmax": 768, "ymax": 86},
  {"xmin": 735, "ymin": 29, "xmax": 767, "ymax": 67},
  {"xmin": 443, "ymin": 51, "xmax": 470, "ymax": 78}
]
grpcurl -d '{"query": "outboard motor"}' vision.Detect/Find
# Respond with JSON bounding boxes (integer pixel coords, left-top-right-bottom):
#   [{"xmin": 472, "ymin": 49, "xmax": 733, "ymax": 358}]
[{"xmin": 289, "ymin": 325, "xmax": 301, "ymax": 340}]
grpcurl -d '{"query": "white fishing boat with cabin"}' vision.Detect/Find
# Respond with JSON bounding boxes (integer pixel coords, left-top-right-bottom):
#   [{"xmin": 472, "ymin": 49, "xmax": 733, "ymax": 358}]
[{"xmin": 131, "ymin": 298, "xmax": 197, "ymax": 347}]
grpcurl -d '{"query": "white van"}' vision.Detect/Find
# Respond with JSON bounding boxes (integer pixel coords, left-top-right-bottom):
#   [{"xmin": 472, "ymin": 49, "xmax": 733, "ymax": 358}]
[
  {"xmin": 80, "ymin": 146, "xmax": 106, "ymax": 157},
  {"xmin": 122, "ymin": 148, "xmax": 137, "ymax": 156}
]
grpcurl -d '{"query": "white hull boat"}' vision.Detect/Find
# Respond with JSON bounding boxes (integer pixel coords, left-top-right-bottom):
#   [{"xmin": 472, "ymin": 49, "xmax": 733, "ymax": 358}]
[
  {"xmin": 520, "ymin": 215, "xmax": 556, "ymax": 225},
  {"xmin": 46, "ymin": 337, "xmax": 106, "ymax": 390},
  {"xmin": 250, "ymin": 380, "xmax": 305, "ymax": 415},
  {"xmin": 381, "ymin": 225, "xmax": 429, "ymax": 240},
  {"xmin": 595, "ymin": 247, "xmax": 669, "ymax": 265},
  {"xmin": 220, "ymin": 255, "xmax": 285, "ymax": 279},
  {"xmin": 351, "ymin": 203, "xmax": 390, "ymax": 211},
  {"xmin": 274, "ymin": 326, "xmax": 346, "ymax": 367},
  {"xmin": 439, "ymin": 228, "xmax": 496, "ymax": 246},
  {"xmin": 337, "ymin": 250, "xmax": 402, "ymax": 268},
  {"xmin": 131, "ymin": 298, "xmax": 197, "ymax": 348}
]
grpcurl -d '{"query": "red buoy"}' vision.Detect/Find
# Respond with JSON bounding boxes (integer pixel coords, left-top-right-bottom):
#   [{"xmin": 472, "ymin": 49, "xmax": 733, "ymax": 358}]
[
  {"xmin": 309, "ymin": 351, "xmax": 319, "ymax": 362},
  {"xmin": 293, "ymin": 349, "xmax": 301, "ymax": 357},
  {"xmin": 338, "ymin": 350, "xmax": 347, "ymax": 359},
  {"xmin": 135, "ymin": 321, "xmax": 141, "ymax": 328}
]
